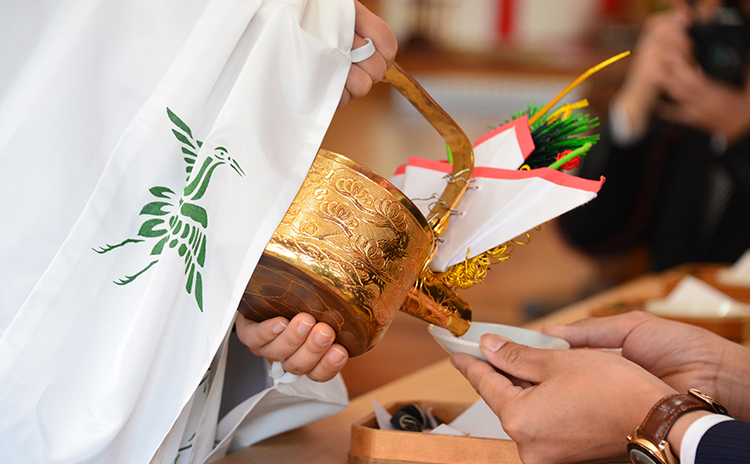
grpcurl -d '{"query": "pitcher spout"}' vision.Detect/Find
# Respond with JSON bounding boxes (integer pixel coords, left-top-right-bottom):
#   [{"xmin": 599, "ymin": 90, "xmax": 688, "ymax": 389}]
[{"xmin": 400, "ymin": 272, "xmax": 471, "ymax": 337}]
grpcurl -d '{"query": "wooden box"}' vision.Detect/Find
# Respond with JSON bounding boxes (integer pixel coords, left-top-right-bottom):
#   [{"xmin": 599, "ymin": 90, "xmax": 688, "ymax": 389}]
[{"xmin": 349, "ymin": 400, "xmax": 521, "ymax": 464}]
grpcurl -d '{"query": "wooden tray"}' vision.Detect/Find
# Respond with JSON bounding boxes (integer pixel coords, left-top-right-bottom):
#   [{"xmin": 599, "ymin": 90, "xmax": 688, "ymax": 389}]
[{"xmin": 349, "ymin": 400, "xmax": 521, "ymax": 464}]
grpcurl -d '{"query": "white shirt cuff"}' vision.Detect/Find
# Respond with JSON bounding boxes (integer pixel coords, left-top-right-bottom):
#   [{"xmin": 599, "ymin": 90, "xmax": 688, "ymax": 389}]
[
  {"xmin": 609, "ymin": 100, "xmax": 636, "ymax": 147},
  {"xmin": 271, "ymin": 361, "xmax": 301, "ymax": 385},
  {"xmin": 680, "ymin": 414, "xmax": 734, "ymax": 464}
]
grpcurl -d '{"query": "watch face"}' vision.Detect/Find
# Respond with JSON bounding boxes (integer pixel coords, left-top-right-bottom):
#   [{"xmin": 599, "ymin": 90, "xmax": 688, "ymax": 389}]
[{"xmin": 630, "ymin": 448, "xmax": 659, "ymax": 464}]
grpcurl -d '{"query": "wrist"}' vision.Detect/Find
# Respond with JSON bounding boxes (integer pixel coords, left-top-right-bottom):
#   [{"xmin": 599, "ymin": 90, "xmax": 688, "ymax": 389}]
[
  {"xmin": 716, "ymin": 100, "xmax": 750, "ymax": 146},
  {"xmin": 713, "ymin": 343, "xmax": 750, "ymax": 421},
  {"xmin": 665, "ymin": 410, "xmax": 714, "ymax": 459},
  {"xmin": 611, "ymin": 91, "xmax": 651, "ymax": 143}
]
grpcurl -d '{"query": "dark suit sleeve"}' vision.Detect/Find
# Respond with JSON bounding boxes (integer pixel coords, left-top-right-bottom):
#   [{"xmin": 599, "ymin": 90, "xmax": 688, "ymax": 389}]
[
  {"xmin": 558, "ymin": 120, "xmax": 677, "ymax": 256},
  {"xmin": 696, "ymin": 420, "xmax": 750, "ymax": 463}
]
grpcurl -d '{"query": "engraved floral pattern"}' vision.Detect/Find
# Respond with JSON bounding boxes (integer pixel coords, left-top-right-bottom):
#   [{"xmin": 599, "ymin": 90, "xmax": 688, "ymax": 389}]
[
  {"xmin": 242, "ymin": 152, "xmax": 433, "ymax": 356},
  {"xmin": 350, "ymin": 235, "xmax": 386, "ymax": 271},
  {"xmin": 299, "ymin": 221, "xmax": 319, "ymax": 236},
  {"xmin": 279, "ymin": 202, "xmax": 301, "ymax": 226},
  {"xmin": 374, "ymin": 199, "xmax": 408, "ymax": 232},
  {"xmin": 320, "ymin": 201, "xmax": 360, "ymax": 229},
  {"xmin": 335, "ymin": 177, "xmax": 373, "ymax": 207},
  {"xmin": 305, "ymin": 164, "xmax": 333, "ymax": 185},
  {"xmin": 313, "ymin": 187, "xmax": 329, "ymax": 201}
]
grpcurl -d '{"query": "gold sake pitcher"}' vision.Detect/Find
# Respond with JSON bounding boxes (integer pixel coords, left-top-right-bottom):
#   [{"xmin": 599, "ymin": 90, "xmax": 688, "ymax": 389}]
[{"xmin": 237, "ymin": 64, "xmax": 474, "ymax": 357}]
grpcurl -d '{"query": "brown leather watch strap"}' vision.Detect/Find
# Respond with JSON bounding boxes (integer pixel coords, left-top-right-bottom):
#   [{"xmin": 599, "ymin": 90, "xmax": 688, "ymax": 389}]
[{"xmin": 637, "ymin": 389, "xmax": 727, "ymax": 444}]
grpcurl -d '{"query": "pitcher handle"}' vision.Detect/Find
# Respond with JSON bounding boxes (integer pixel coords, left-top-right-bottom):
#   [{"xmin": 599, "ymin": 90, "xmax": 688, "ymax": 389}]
[{"xmin": 383, "ymin": 63, "xmax": 474, "ymax": 238}]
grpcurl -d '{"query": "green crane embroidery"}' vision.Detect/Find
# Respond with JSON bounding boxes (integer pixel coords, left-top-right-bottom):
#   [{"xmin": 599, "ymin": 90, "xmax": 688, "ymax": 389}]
[{"xmin": 94, "ymin": 108, "xmax": 245, "ymax": 311}]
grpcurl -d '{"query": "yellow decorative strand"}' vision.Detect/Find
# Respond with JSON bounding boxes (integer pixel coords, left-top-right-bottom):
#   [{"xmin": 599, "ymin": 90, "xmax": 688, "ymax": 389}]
[
  {"xmin": 441, "ymin": 249, "xmax": 494, "ymax": 290},
  {"xmin": 527, "ymin": 51, "xmax": 630, "ymax": 127},
  {"xmin": 546, "ymin": 99, "xmax": 589, "ymax": 124},
  {"xmin": 438, "ymin": 232, "xmax": 535, "ymax": 290}
]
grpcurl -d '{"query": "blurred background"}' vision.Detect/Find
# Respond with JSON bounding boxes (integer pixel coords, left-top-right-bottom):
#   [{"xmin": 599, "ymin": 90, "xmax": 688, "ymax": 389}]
[{"xmin": 326, "ymin": 0, "xmax": 671, "ymax": 397}]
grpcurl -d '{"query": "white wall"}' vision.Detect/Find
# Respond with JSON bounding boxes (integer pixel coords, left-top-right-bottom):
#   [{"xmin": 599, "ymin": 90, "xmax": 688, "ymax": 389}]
[{"xmin": 379, "ymin": 0, "xmax": 602, "ymax": 52}]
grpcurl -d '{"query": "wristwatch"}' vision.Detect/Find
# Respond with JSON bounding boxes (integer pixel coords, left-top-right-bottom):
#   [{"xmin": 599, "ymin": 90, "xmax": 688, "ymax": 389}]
[{"xmin": 627, "ymin": 389, "xmax": 729, "ymax": 464}]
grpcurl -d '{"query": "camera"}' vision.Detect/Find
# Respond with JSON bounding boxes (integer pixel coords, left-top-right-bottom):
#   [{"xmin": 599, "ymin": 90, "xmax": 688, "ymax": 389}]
[{"xmin": 690, "ymin": 3, "xmax": 750, "ymax": 86}]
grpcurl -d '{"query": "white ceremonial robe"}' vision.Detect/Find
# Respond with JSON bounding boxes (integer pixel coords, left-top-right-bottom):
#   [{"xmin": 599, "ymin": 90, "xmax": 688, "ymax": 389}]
[{"xmin": 0, "ymin": 1, "xmax": 354, "ymax": 462}]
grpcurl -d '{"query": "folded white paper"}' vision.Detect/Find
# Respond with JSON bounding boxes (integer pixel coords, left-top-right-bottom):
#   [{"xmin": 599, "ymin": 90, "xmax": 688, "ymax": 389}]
[
  {"xmin": 717, "ymin": 248, "xmax": 750, "ymax": 286},
  {"xmin": 396, "ymin": 157, "xmax": 603, "ymax": 272},
  {"xmin": 430, "ymin": 423, "xmax": 466, "ymax": 436},
  {"xmin": 370, "ymin": 399, "xmax": 511, "ymax": 440},
  {"xmin": 439, "ymin": 398, "xmax": 511, "ymax": 440},
  {"xmin": 645, "ymin": 275, "xmax": 750, "ymax": 318},
  {"xmin": 472, "ymin": 115, "xmax": 534, "ymax": 170},
  {"xmin": 391, "ymin": 118, "xmax": 604, "ymax": 272},
  {"xmin": 373, "ymin": 399, "xmax": 398, "ymax": 431}
]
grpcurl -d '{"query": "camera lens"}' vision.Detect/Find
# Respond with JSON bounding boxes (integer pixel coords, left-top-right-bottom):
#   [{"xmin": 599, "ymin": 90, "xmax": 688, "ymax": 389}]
[
  {"xmin": 706, "ymin": 40, "xmax": 744, "ymax": 71},
  {"xmin": 691, "ymin": 20, "xmax": 750, "ymax": 85}
]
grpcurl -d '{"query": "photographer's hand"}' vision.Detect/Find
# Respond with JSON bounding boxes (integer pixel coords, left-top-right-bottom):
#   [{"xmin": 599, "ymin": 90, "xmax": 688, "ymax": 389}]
[
  {"xmin": 657, "ymin": 55, "xmax": 750, "ymax": 144},
  {"xmin": 613, "ymin": 9, "xmax": 694, "ymax": 141}
]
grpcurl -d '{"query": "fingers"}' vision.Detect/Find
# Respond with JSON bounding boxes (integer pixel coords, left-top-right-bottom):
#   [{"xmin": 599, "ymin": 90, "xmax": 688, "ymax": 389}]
[
  {"xmin": 352, "ymin": 34, "xmax": 387, "ymax": 79},
  {"xmin": 235, "ymin": 312, "xmax": 349, "ymax": 382},
  {"xmin": 338, "ymin": 90, "xmax": 351, "ymax": 109},
  {"xmin": 340, "ymin": 1, "xmax": 397, "ymax": 108},
  {"xmin": 636, "ymin": 10, "xmax": 692, "ymax": 68},
  {"xmin": 345, "ymin": 60, "xmax": 375, "ymax": 100},
  {"xmin": 354, "ymin": 1, "xmax": 397, "ymax": 68},
  {"xmin": 235, "ymin": 313, "xmax": 291, "ymax": 352},
  {"xmin": 660, "ymin": 54, "xmax": 704, "ymax": 97},
  {"xmin": 305, "ymin": 343, "xmax": 349, "ymax": 382},
  {"xmin": 478, "ymin": 335, "xmax": 554, "ymax": 385},
  {"xmin": 451, "ymin": 352, "xmax": 521, "ymax": 405},
  {"xmin": 615, "ymin": 10, "xmax": 693, "ymax": 125},
  {"xmin": 281, "ymin": 321, "xmax": 347, "ymax": 379},
  {"xmin": 541, "ymin": 311, "xmax": 655, "ymax": 348},
  {"xmin": 238, "ymin": 312, "xmax": 316, "ymax": 361}
]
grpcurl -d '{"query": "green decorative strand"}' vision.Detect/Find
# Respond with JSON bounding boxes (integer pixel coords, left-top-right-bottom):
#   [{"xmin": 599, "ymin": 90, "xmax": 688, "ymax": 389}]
[
  {"xmin": 548, "ymin": 143, "xmax": 592, "ymax": 170},
  {"xmin": 509, "ymin": 103, "xmax": 599, "ymax": 169}
]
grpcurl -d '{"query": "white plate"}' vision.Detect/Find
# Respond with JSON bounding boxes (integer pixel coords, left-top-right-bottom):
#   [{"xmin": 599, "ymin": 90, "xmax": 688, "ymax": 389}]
[{"xmin": 429, "ymin": 322, "xmax": 569, "ymax": 362}]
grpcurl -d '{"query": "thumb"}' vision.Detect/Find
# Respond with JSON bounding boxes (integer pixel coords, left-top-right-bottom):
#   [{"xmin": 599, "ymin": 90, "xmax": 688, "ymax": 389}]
[
  {"xmin": 479, "ymin": 334, "xmax": 553, "ymax": 385},
  {"xmin": 451, "ymin": 352, "xmax": 521, "ymax": 406},
  {"xmin": 542, "ymin": 311, "xmax": 653, "ymax": 349}
]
